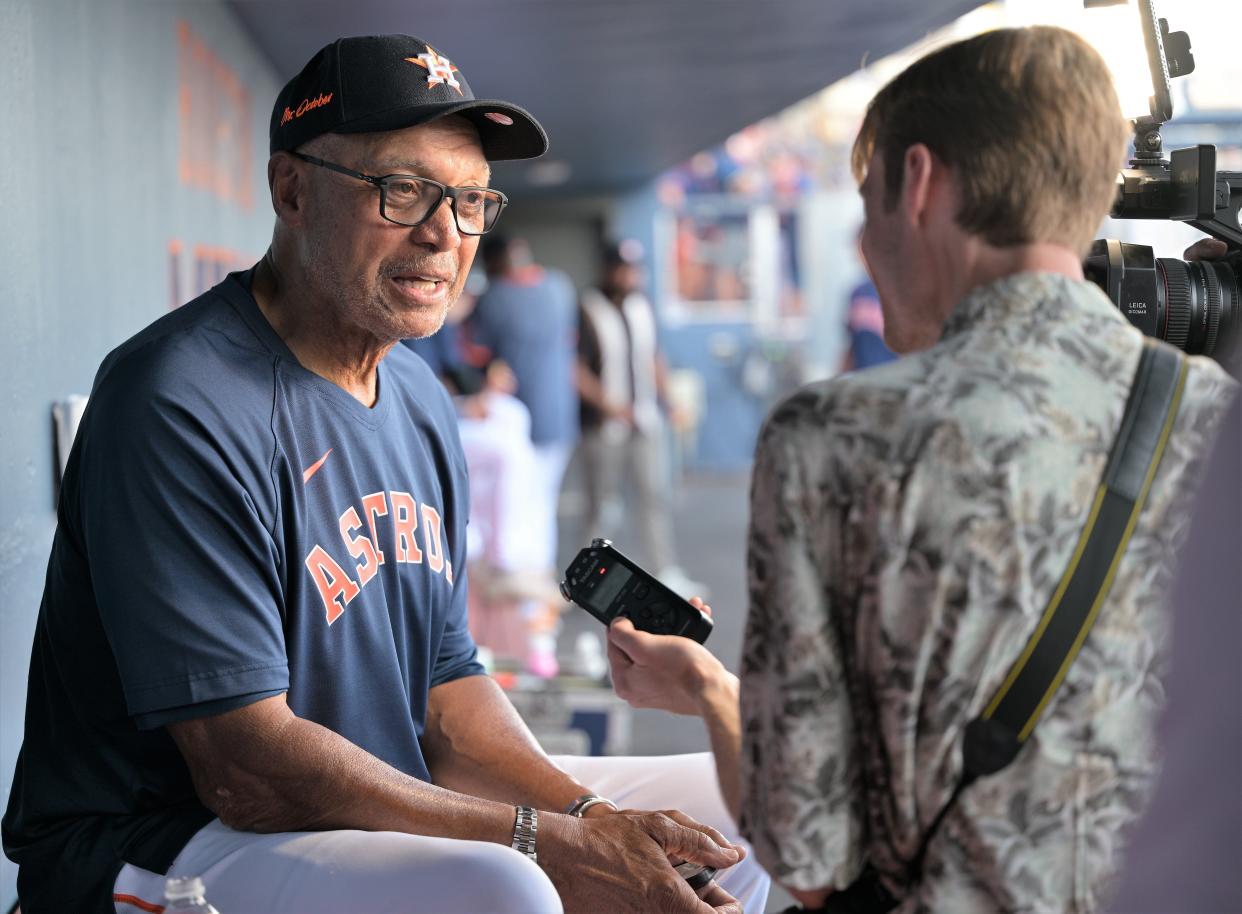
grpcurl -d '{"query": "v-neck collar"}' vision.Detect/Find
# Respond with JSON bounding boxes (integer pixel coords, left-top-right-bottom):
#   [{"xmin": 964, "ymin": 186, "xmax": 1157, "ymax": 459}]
[{"xmin": 221, "ymin": 269, "xmax": 393, "ymax": 430}]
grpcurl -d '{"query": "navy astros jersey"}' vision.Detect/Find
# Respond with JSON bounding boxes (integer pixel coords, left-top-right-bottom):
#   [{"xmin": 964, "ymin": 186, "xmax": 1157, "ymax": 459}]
[{"xmin": 2, "ymin": 271, "xmax": 483, "ymax": 914}]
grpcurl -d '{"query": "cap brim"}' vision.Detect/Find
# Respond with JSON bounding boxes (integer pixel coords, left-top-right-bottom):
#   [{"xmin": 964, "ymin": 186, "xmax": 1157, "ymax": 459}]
[{"xmin": 332, "ymin": 99, "xmax": 548, "ymax": 161}]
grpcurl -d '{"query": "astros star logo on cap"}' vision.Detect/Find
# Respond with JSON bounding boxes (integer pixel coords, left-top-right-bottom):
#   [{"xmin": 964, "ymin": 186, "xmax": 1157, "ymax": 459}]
[{"xmin": 405, "ymin": 45, "xmax": 463, "ymax": 95}]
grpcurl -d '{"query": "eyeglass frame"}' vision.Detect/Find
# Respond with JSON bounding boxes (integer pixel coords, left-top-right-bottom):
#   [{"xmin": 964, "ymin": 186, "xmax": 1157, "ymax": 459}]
[{"xmin": 290, "ymin": 151, "xmax": 508, "ymax": 236}]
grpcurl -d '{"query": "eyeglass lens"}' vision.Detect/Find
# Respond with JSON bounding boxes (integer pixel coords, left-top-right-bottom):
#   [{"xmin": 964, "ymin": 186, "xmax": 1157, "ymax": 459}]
[{"xmin": 381, "ymin": 177, "xmax": 504, "ymax": 235}]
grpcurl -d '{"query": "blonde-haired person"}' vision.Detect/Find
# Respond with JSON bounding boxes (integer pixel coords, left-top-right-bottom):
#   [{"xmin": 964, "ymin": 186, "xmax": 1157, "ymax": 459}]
[{"xmin": 605, "ymin": 25, "xmax": 1236, "ymax": 914}]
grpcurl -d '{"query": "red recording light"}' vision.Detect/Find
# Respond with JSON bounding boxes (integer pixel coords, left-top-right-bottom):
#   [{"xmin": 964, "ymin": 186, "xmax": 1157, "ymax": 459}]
[{"xmin": 599, "ymin": 567, "xmax": 607, "ymax": 574}]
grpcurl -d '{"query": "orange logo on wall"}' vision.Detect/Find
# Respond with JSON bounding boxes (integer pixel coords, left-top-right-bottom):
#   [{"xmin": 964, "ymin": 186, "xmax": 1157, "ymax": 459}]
[
  {"xmin": 167, "ymin": 239, "xmax": 257, "ymax": 310},
  {"xmin": 279, "ymin": 92, "xmax": 334, "ymax": 127},
  {"xmin": 177, "ymin": 20, "xmax": 253, "ymax": 210}
]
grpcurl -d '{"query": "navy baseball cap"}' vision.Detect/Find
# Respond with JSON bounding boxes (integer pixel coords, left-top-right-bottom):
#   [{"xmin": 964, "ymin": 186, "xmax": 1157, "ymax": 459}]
[{"xmin": 269, "ymin": 35, "xmax": 548, "ymax": 161}]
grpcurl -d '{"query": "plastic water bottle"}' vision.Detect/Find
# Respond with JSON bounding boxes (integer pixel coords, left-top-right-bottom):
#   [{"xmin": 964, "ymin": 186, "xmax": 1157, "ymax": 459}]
[{"xmin": 163, "ymin": 876, "xmax": 221, "ymax": 913}]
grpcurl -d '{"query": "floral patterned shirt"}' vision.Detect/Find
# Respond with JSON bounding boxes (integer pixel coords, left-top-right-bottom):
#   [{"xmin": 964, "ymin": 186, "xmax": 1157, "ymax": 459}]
[{"xmin": 739, "ymin": 273, "xmax": 1235, "ymax": 913}]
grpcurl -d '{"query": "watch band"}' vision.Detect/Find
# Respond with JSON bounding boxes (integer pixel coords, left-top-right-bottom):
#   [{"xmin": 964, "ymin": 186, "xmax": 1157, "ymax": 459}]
[
  {"xmin": 565, "ymin": 794, "xmax": 618, "ymax": 818},
  {"xmin": 511, "ymin": 805, "xmax": 538, "ymax": 863}
]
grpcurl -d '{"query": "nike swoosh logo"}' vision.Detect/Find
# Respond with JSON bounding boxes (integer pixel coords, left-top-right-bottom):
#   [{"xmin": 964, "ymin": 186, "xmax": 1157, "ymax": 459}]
[{"xmin": 302, "ymin": 448, "xmax": 333, "ymax": 483}]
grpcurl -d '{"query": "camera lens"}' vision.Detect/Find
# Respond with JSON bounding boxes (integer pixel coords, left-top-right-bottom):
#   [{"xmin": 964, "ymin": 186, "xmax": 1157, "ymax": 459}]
[
  {"xmin": 1156, "ymin": 257, "xmax": 1239, "ymax": 356},
  {"xmin": 1085, "ymin": 240, "xmax": 1239, "ymax": 360}
]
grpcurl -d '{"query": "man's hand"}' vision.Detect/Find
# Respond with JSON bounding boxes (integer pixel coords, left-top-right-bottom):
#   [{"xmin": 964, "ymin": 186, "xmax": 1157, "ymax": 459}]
[
  {"xmin": 1184, "ymin": 238, "xmax": 1228, "ymax": 261},
  {"xmin": 608, "ymin": 599, "xmax": 731, "ymax": 717},
  {"xmin": 606, "ymin": 400, "xmax": 638, "ymax": 426},
  {"xmin": 608, "ymin": 599, "xmax": 746, "ymax": 819},
  {"xmin": 667, "ymin": 401, "xmax": 695, "ymax": 432},
  {"xmin": 458, "ymin": 393, "xmax": 491, "ymax": 420},
  {"xmin": 485, "ymin": 359, "xmax": 518, "ymax": 395},
  {"xmin": 539, "ymin": 807, "xmax": 745, "ymax": 914}
]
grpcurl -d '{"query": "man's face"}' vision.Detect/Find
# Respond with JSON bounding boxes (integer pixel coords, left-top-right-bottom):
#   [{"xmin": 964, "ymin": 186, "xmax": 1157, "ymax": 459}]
[
  {"xmin": 608, "ymin": 262, "xmax": 642, "ymax": 295},
  {"xmin": 297, "ymin": 117, "xmax": 489, "ymax": 342}
]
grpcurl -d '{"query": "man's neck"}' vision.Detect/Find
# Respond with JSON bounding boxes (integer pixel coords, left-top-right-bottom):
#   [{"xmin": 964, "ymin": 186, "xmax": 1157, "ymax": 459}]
[
  {"xmin": 251, "ymin": 253, "xmax": 392, "ymax": 408},
  {"xmin": 900, "ymin": 240, "xmax": 1086, "ymax": 352},
  {"xmin": 961, "ymin": 241, "xmax": 1085, "ymax": 292}
]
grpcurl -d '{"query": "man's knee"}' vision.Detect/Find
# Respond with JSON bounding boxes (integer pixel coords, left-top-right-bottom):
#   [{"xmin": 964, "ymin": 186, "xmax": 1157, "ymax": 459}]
[
  {"xmin": 295, "ymin": 831, "xmax": 563, "ymax": 914},
  {"xmin": 446, "ymin": 842, "xmax": 563, "ymax": 914}
]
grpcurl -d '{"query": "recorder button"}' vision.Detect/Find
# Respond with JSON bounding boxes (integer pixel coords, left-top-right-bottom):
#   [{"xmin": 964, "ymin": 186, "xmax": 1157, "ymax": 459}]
[{"xmin": 633, "ymin": 583, "xmax": 650, "ymax": 600}]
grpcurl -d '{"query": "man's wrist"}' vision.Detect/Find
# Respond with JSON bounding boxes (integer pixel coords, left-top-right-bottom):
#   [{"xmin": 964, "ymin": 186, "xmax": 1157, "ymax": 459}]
[
  {"xmin": 529, "ymin": 810, "xmax": 586, "ymax": 877},
  {"xmin": 579, "ymin": 800, "xmax": 617, "ymax": 818},
  {"xmin": 510, "ymin": 805, "xmax": 539, "ymax": 863}
]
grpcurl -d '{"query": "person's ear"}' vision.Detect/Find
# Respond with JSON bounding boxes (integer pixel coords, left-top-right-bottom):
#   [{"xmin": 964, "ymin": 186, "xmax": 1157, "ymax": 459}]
[
  {"xmin": 899, "ymin": 143, "xmax": 936, "ymax": 228},
  {"xmin": 268, "ymin": 152, "xmax": 309, "ymax": 227}
]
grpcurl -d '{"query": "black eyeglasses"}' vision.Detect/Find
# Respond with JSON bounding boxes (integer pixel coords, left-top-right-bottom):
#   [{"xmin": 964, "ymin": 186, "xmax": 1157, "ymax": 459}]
[{"xmin": 292, "ymin": 152, "xmax": 508, "ymax": 236}]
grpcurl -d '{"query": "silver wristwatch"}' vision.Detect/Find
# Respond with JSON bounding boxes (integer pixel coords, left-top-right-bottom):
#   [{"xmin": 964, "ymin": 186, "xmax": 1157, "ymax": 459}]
[{"xmin": 511, "ymin": 805, "xmax": 538, "ymax": 863}]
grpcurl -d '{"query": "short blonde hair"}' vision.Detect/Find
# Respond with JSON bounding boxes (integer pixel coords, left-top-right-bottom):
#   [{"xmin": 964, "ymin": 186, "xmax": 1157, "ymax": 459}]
[{"xmin": 852, "ymin": 26, "xmax": 1128, "ymax": 254}]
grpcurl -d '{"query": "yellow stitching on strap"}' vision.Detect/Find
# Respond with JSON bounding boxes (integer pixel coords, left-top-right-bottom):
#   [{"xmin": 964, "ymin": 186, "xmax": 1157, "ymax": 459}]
[
  {"xmin": 983, "ymin": 483, "xmax": 1108, "ymax": 719},
  {"xmin": 1017, "ymin": 358, "xmax": 1188, "ymax": 740}
]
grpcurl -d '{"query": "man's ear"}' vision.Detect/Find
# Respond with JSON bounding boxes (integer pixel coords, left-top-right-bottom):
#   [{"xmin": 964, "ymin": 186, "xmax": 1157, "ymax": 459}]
[
  {"xmin": 268, "ymin": 152, "xmax": 308, "ymax": 227},
  {"xmin": 899, "ymin": 143, "xmax": 938, "ymax": 228}
]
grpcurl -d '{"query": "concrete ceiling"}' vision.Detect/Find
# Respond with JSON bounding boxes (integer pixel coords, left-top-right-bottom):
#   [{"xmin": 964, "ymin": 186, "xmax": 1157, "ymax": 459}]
[{"xmin": 228, "ymin": 0, "xmax": 984, "ymax": 197}]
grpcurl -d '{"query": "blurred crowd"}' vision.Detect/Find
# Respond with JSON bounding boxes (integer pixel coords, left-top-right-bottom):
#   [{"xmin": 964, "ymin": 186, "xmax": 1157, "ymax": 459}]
[{"xmin": 405, "ymin": 235, "xmax": 703, "ymax": 677}]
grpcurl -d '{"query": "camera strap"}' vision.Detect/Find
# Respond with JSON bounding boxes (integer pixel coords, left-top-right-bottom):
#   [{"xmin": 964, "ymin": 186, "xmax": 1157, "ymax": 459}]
[
  {"xmin": 963, "ymin": 339, "xmax": 1186, "ymax": 778},
  {"xmin": 794, "ymin": 339, "xmax": 1189, "ymax": 914}
]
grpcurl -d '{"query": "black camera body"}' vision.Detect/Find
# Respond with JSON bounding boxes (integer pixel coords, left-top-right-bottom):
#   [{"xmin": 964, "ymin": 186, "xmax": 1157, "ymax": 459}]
[
  {"xmin": 1085, "ymin": 0, "xmax": 1241, "ymax": 365},
  {"xmin": 560, "ymin": 539, "xmax": 714, "ymax": 643}
]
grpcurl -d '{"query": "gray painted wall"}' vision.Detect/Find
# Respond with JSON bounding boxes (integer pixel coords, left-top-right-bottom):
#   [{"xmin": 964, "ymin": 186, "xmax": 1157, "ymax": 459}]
[{"xmin": 0, "ymin": 0, "xmax": 278, "ymax": 904}]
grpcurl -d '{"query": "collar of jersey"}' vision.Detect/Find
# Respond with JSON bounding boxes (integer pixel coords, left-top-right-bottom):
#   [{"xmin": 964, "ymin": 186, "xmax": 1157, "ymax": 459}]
[{"xmin": 222, "ymin": 270, "xmax": 393, "ymax": 430}]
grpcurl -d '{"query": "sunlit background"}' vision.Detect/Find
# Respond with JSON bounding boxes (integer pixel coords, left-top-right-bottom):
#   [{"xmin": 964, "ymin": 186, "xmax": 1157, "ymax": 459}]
[{"xmin": 650, "ymin": 0, "xmax": 1240, "ymax": 446}]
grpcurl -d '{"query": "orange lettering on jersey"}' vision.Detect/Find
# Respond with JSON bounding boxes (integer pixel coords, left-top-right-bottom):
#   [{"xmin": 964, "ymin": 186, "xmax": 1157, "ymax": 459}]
[
  {"xmin": 421, "ymin": 505, "xmax": 444, "ymax": 574},
  {"xmin": 339, "ymin": 506, "xmax": 381, "ymax": 587},
  {"xmin": 361, "ymin": 491, "xmax": 389, "ymax": 566},
  {"xmin": 305, "ymin": 544, "xmax": 361, "ymax": 624},
  {"xmin": 445, "ymin": 559, "xmax": 454, "ymax": 586},
  {"xmin": 390, "ymin": 491, "xmax": 423, "ymax": 564}
]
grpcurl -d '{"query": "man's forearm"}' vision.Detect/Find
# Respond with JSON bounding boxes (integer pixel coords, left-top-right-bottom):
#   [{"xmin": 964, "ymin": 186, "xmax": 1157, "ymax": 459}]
[
  {"xmin": 169, "ymin": 696, "xmax": 516, "ymax": 844},
  {"xmin": 423, "ymin": 675, "xmax": 598, "ymax": 814},
  {"xmin": 695, "ymin": 667, "xmax": 743, "ymax": 821}
]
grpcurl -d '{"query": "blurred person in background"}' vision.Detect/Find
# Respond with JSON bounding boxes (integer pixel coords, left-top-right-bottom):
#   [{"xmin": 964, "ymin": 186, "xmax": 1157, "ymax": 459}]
[
  {"xmin": 840, "ymin": 228, "xmax": 897, "ymax": 373},
  {"xmin": 467, "ymin": 235, "xmax": 579, "ymax": 571},
  {"xmin": 604, "ymin": 25, "xmax": 1235, "ymax": 914},
  {"xmin": 1, "ymin": 34, "xmax": 767, "ymax": 914},
  {"xmin": 839, "ymin": 277, "xmax": 897, "ymax": 373},
  {"xmin": 577, "ymin": 239, "xmax": 703, "ymax": 596},
  {"xmin": 407, "ymin": 316, "xmax": 564, "ymax": 677}
]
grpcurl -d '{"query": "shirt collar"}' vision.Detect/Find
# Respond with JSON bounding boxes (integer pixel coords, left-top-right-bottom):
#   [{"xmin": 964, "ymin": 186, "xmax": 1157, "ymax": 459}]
[{"xmin": 940, "ymin": 271, "xmax": 1111, "ymax": 341}]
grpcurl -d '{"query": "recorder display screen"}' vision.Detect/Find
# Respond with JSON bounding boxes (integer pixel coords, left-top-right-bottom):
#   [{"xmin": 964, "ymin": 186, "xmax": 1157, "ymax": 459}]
[{"xmin": 585, "ymin": 565, "xmax": 632, "ymax": 614}]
